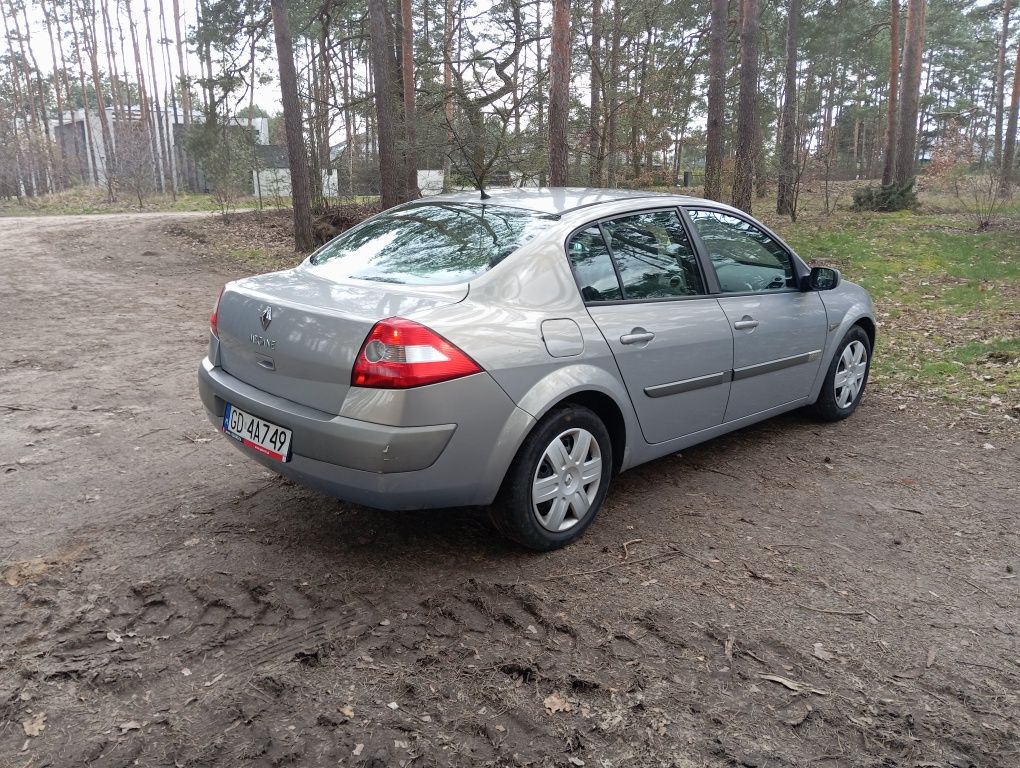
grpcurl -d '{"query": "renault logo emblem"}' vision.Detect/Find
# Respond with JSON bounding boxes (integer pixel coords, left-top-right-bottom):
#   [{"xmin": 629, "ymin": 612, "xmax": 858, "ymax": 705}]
[{"xmin": 260, "ymin": 306, "xmax": 273, "ymax": 331}]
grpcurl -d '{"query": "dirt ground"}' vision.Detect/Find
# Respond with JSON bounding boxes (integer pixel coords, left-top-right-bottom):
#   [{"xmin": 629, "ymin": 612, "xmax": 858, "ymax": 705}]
[{"xmin": 1, "ymin": 212, "xmax": 1017, "ymax": 768}]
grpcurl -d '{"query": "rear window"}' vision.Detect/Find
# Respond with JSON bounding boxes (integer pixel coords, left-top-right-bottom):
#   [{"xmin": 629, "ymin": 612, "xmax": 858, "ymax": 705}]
[{"xmin": 308, "ymin": 202, "xmax": 559, "ymax": 285}]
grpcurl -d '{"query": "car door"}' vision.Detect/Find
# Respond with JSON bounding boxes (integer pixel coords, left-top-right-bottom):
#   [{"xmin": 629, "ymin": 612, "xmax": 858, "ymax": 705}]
[
  {"xmin": 685, "ymin": 208, "xmax": 827, "ymax": 422},
  {"xmin": 566, "ymin": 209, "xmax": 734, "ymax": 444}
]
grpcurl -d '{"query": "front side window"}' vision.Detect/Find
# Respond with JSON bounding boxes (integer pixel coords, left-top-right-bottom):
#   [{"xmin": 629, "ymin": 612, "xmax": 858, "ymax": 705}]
[
  {"xmin": 687, "ymin": 209, "xmax": 796, "ymax": 293},
  {"xmin": 567, "ymin": 226, "xmax": 623, "ymax": 302},
  {"xmin": 309, "ymin": 202, "xmax": 559, "ymax": 285},
  {"xmin": 601, "ymin": 210, "xmax": 706, "ymax": 299}
]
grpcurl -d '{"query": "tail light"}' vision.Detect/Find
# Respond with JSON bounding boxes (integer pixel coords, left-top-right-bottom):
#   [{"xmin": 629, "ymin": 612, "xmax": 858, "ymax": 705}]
[
  {"xmin": 352, "ymin": 317, "xmax": 482, "ymax": 389},
  {"xmin": 210, "ymin": 286, "xmax": 225, "ymax": 337}
]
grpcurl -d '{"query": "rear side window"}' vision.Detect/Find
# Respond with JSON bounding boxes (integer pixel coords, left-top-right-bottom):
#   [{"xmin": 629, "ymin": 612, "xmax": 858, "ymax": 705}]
[
  {"xmin": 567, "ymin": 226, "xmax": 623, "ymax": 302},
  {"xmin": 601, "ymin": 210, "xmax": 706, "ymax": 299},
  {"xmin": 309, "ymin": 202, "xmax": 559, "ymax": 285}
]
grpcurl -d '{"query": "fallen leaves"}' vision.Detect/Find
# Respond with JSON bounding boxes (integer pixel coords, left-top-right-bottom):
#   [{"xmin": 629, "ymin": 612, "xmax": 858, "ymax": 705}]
[
  {"xmin": 22, "ymin": 711, "xmax": 47, "ymax": 737},
  {"xmin": 543, "ymin": 691, "xmax": 572, "ymax": 714}
]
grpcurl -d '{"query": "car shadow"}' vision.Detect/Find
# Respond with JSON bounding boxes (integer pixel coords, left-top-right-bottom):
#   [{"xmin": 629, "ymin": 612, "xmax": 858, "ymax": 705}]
[{"xmin": 221, "ymin": 404, "xmax": 843, "ymax": 589}]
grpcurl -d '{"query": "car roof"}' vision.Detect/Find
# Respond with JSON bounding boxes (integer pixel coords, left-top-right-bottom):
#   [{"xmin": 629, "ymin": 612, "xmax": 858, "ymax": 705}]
[{"xmin": 422, "ymin": 187, "xmax": 730, "ymax": 216}]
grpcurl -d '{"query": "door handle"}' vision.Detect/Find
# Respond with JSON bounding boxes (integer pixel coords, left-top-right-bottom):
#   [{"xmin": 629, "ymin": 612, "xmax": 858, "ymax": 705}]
[
  {"xmin": 733, "ymin": 317, "xmax": 759, "ymax": 330},
  {"xmin": 620, "ymin": 329, "xmax": 655, "ymax": 345}
]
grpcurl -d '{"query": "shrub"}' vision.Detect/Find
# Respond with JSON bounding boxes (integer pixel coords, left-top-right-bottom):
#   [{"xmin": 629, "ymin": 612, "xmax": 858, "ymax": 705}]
[{"xmin": 852, "ymin": 179, "xmax": 918, "ymax": 212}]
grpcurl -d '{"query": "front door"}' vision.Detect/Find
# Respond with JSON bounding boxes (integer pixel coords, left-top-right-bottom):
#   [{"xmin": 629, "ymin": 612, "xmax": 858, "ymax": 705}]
[
  {"xmin": 567, "ymin": 210, "xmax": 734, "ymax": 444},
  {"xmin": 686, "ymin": 208, "xmax": 827, "ymax": 422}
]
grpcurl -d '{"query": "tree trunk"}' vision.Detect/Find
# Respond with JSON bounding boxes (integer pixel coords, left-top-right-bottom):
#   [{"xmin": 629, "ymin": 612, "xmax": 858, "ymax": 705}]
[
  {"xmin": 77, "ymin": 0, "xmax": 117, "ymax": 199},
  {"xmin": 400, "ymin": 0, "xmax": 419, "ymax": 196},
  {"xmin": 144, "ymin": 0, "xmax": 171, "ymax": 195},
  {"xmin": 65, "ymin": 1, "xmax": 98, "ymax": 184},
  {"xmin": 172, "ymin": 0, "xmax": 195, "ymax": 188},
  {"xmin": 588, "ymin": 0, "xmax": 603, "ymax": 185},
  {"xmin": 1000, "ymin": 38, "xmax": 1020, "ymax": 193},
  {"xmin": 630, "ymin": 30, "xmax": 651, "ymax": 177},
  {"xmin": 893, "ymin": 0, "xmax": 925, "ymax": 186},
  {"xmin": 536, "ymin": 0, "xmax": 547, "ymax": 186},
  {"xmin": 993, "ymin": 0, "xmax": 1011, "ymax": 167},
  {"xmin": 16, "ymin": 0, "xmax": 56, "ymax": 193},
  {"xmin": 731, "ymin": 0, "xmax": 760, "ymax": 213},
  {"xmin": 40, "ymin": 0, "xmax": 69, "ymax": 187},
  {"xmin": 442, "ymin": 0, "xmax": 454, "ymax": 190},
  {"xmin": 704, "ymin": 0, "xmax": 727, "ymax": 201},
  {"xmin": 548, "ymin": 0, "xmax": 571, "ymax": 186},
  {"xmin": 368, "ymin": 0, "xmax": 408, "ymax": 208},
  {"xmin": 125, "ymin": 0, "xmax": 159, "ymax": 193},
  {"xmin": 157, "ymin": 0, "xmax": 180, "ymax": 194},
  {"xmin": 776, "ymin": 0, "xmax": 799, "ymax": 216},
  {"xmin": 270, "ymin": 0, "xmax": 315, "ymax": 250},
  {"xmin": 881, "ymin": 0, "xmax": 900, "ymax": 185}
]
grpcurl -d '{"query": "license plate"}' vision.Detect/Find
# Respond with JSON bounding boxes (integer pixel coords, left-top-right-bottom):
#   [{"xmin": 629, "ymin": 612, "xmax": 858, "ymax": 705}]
[{"xmin": 222, "ymin": 403, "xmax": 292, "ymax": 462}]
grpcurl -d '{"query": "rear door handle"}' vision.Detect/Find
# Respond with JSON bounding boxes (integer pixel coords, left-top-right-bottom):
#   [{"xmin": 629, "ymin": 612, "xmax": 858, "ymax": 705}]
[
  {"xmin": 620, "ymin": 329, "xmax": 655, "ymax": 345},
  {"xmin": 733, "ymin": 317, "xmax": 759, "ymax": 330}
]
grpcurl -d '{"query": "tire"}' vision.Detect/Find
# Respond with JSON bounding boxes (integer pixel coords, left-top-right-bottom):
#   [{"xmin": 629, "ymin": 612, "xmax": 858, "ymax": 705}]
[
  {"xmin": 811, "ymin": 326, "xmax": 872, "ymax": 421},
  {"xmin": 490, "ymin": 405, "xmax": 613, "ymax": 551}
]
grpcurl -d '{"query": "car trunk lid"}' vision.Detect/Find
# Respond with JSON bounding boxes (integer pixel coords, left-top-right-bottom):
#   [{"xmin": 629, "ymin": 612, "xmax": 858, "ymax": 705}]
[{"xmin": 215, "ymin": 267, "xmax": 467, "ymax": 414}]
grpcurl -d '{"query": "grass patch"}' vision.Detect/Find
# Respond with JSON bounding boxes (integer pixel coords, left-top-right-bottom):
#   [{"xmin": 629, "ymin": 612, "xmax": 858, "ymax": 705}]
[
  {"xmin": 775, "ymin": 209, "xmax": 1019, "ymax": 409},
  {"xmin": 0, "ymin": 189, "xmax": 382, "ymax": 217},
  {"xmin": 0, "ymin": 189, "xmax": 242, "ymax": 215}
]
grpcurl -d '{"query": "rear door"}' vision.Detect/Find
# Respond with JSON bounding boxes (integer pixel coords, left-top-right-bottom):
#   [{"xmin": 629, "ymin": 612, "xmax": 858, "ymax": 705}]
[
  {"xmin": 685, "ymin": 208, "xmax": 827, "ymax": 422},
  {"xmin": 567, "ymin": 209, "xmax": 734, "ymax": 445}
]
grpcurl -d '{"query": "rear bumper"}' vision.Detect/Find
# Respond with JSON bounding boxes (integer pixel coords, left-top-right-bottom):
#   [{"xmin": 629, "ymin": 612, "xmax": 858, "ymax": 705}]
[{"xmin": 198, "ymin": 358, "xmax": 534, "ymax": 510}]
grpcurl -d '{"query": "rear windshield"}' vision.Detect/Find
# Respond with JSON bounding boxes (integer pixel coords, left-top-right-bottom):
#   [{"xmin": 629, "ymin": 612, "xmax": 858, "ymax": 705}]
[{"xmin": 308, "ymin": 202, "xmax": 559, "ymax": 285}]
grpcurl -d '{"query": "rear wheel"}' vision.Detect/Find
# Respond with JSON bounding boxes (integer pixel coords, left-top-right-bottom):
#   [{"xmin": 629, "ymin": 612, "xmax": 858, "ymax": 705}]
[
  {"xmin": 491, "ymin": 405, "xmax": 613, "ymax": 550},
  {"xmin": 811, "ymin": 326, "xmax": 871, "ymax": 421}
]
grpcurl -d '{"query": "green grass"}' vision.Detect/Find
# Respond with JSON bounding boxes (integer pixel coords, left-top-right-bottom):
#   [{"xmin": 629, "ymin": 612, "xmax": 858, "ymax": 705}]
[
  {"xmin": 0, "ymin": 190, "xmax": 237, "ymax": 216},
  {"xmin": 775, "ymin": 210, "xmax": 1019, "ymax": 407},
  {"xmin": 0, "ymin": 190, "xmax": 381, "ymax": 216}
]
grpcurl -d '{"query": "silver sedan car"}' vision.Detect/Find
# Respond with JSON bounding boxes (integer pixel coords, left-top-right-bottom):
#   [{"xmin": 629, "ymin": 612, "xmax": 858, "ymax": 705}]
[{"xmin": 199, "ymin": 189, "xmax": 875, "ymax": 549}]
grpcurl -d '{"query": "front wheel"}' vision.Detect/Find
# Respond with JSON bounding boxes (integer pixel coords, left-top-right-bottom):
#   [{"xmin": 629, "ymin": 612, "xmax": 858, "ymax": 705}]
[
  {"xmin": 811, "ymin": 326, "xmax": 871, "ymax": 421},
  {"xmin": 491, "ymin": 405, "xmax": 613, "ymax": 551}
]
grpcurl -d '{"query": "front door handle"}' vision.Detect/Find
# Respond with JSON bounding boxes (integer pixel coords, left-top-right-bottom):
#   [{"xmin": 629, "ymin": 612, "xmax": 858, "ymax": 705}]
[
  {"xmin": 733, "ymin": 316, "xmax": 759, "ymax": 330},
  {"xmin": 620, "ymin": 328, "xmax": 655, "ymax": 345}
]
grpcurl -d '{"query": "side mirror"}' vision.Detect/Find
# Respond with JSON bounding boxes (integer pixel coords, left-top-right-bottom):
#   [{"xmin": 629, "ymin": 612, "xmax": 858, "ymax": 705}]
[{"xmin": 805, "ymin": 266, "xmax": 841, "ymax": 291}]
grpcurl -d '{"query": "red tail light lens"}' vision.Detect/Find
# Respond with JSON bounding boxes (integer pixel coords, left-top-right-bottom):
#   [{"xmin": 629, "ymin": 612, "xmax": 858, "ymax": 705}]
[
  {"xmin": 210, "ymin": 286, "xmax": 225, "ymax": 337},
  {"xmin": 352, "ymin": 318, "xmax": 482, "ymax": 389}
]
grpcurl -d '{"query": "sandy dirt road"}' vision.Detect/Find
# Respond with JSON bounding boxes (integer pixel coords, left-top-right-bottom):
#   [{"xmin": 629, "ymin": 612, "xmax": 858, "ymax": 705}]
[{"xmin": 1, "ymin": 213, "xmax": 1017, "ymax": 767}]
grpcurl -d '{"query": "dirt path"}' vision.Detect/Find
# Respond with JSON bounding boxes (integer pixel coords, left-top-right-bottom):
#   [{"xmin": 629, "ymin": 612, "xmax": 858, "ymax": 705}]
[{"xmin": 1, "ymin": 213, "xmax": 1017, "ymax": 767}]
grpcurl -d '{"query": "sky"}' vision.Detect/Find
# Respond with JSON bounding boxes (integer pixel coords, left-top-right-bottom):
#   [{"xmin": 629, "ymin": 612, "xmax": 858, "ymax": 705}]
[{"xmin": 3, "ymin": 0, "xmax": 285, "ymax": 116}]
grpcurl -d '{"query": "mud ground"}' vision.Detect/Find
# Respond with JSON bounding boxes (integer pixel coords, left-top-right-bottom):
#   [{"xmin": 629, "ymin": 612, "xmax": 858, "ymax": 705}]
[{"xmin": 1, "ymin": 213, "xmax": 1017, "ymax": 768}]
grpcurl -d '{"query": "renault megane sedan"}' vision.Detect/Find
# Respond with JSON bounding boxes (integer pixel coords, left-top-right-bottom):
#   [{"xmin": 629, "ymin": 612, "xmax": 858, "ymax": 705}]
[{"xmin": 198, "ymin": 188, "xmax": 875, "ymax": 550}]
